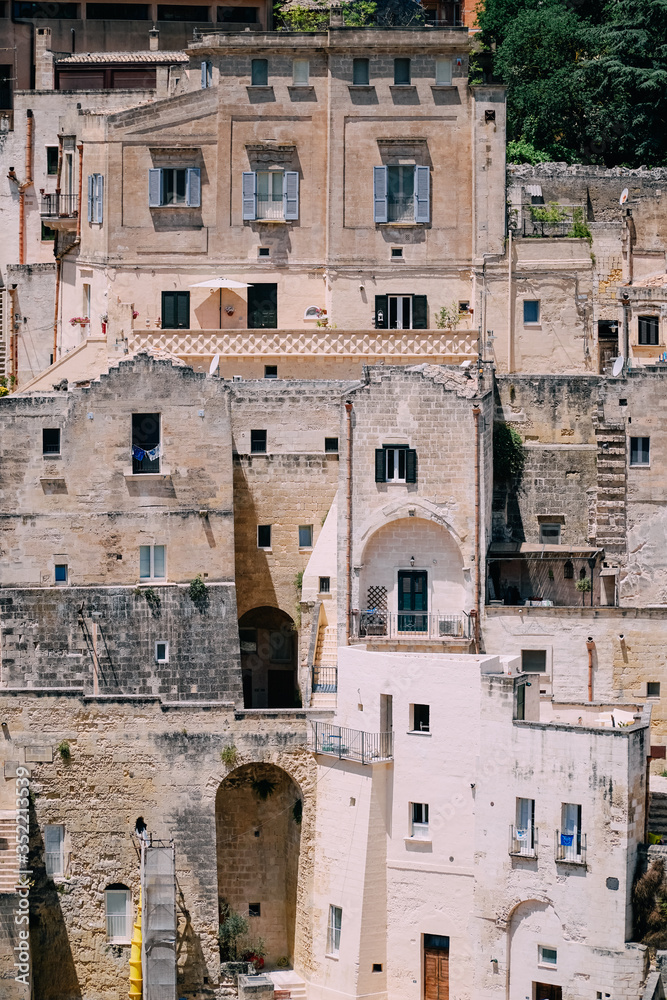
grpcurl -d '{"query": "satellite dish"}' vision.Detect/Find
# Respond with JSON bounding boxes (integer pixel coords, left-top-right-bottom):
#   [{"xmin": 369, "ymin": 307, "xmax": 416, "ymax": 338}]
[
  {"xmin": 209, "ymin": 354, "xmax": 220, "ymax": 375},
  {"xmin": 612, "ymin": 356, "xmax": 624, "ymax": 377},
  {"xmin": 620, "ymin": 188, "xmax": 629, "ymax": 205}
]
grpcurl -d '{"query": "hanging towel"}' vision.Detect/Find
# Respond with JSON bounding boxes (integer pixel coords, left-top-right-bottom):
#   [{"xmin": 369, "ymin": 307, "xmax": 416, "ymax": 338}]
[{"xmin": 560, "ymin": 834, "xmax": 574, "ymax": 847}]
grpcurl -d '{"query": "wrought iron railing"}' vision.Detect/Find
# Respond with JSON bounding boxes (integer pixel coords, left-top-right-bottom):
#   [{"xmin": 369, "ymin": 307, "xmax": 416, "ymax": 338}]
[
  {"xmin": 311, "ymin": 722, "xmax": 393, "ymax": 764},
  {"xmin": 41, "ymin": 193, "xmax": 78, "ymax": 218},
  {"xmin": 555, "ymin": 830, "xmax": 587, "ymax": 864},
  {"xmin": 521, "ymin": 218, "xmax": 573, "ymax": 238},
  {"xmin": 312, "ymin": 666, "xmax": 337, "ymax": 692},
  {"xmin": 353, "ymin": 610, "xmax": 471, "ymax": 640},
  {"xmin": 509, "ymin": 824, "xmax": 538, "ymax": 858}
]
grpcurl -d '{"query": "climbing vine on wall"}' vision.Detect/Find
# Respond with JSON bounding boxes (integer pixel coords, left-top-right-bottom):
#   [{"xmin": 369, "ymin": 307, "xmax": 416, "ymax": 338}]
[{"xmin": 493, "ymin": 421, "xmax": 526, "ymax": 483}]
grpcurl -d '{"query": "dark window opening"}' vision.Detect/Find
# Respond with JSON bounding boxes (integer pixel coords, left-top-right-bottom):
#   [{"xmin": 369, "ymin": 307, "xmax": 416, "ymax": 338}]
[
  {"xmin": 13, "ymin": 1, "xmax": 77, "ymax": 16},
  {"xmin": 638, "ymin": 315, "xmax": 659, "ymax": 346},
  {"xmin": 516, "ymin": 682, "xmax": 526, "ymax": 720},
  {"xmin": 648, "ymin": 682, "xmax": 661, "ymax": 698},
  {"xmin": 391, "ymin": 247, "xmax": 403, "ymax": 258},
  {"xmin": 325, "ymin": 437, "xmax": 338, "ymax": 453},
  {"xmin": 46, "ymin": 146, "xmax": 58, "ymax": 174},
  {"xmin": 353, "ymin": 57, "xmax": 369, "ymax": 85},
  {"xmin": 87, "ymin": 2, "xmax": 149, "ymax": 16},
  {"xmin": 161, "ymin": 290, "xmax": 190, "ymax": 330},
  {"xmin": 247, "ymin": 283, "xmax": 277, "ymax": 329},
  {"xmin": 319, "ymin": 576, "xmax": 330, "ymax": 593},
  {"xmin": 257, "ymin": 524, "xmax": 271, "ymax": 548},
  {"xmin": 375, "ymin": 444, "xmax": 417, "ymax": 484},
  {"xmin": 251, "ymin": 58, "xmax": 268, "ymax": 86},
  {"xmin": 413, "ymin": 703, "xmax": 430, "ymax": 732},
  {"xmin": 41, "ymin": 221, "xmax": 56, "ymax": 241},
  {"xmin": 264, "ymin": 365, "xmax": 277, "ymax": 379},
  {"xmin": 251, "ymin": 429, "xmax": 267, "ymax": 453},
  {"xmin": 43, "ymin": 428, "xmax": 61, "ymax": 454},
  {"xmin": 485, "ymin": 108, "xmax": 496, "ymax": 122},
  {"xmin": 374, "ymin": 294, "xmax": 427, "ymax": 330},
  {"xmin": 248, "ymin": 902, "xmax": 261, "ymax": 917},
  {"xmin": 598, "ymin": 319, "xmax": 618, "ymax": 340},
  {"xmin": 55, "ymin": 563, "xmax": 68, "ymax": 583},
  {"xmin": 218, "ymin": 4, "xmax": 257, "ymax": 20},
  {"xmin": 564, "ymin": 559, "xmax": 574, "ymax": 580},
  {"xmin": 132, "ymin": 412, "xmax": 160, "ymax": 474},
  {"xmin": 394, "ymin": 57, "xmax": 411, "ymax": 85},
  {"xmin": 521, "ymin": 649, "xmax": 546, "ymax": 673},
  {"xmin": 157, "ymin": 3, "xmax": 210, "ymax": 18},
  {"xmin": 0, "ymin": 65, "xmax": 11, "ymax": 111},
  {"xmin": 258, "ymin": 246, "xmax": 270, "ymax": 257},
  {"xmin": 372, "ymin": 964, "xmax": 383, "ymax": 973},
  {"xmin": 630, "ymin": 436, "xmax": 650, "ymax": 466}
]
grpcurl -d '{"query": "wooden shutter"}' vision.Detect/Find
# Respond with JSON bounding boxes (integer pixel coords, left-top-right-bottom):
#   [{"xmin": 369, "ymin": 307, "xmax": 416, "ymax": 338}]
[
  {"xmin": 412, "ymin": 295, "xmax": 428, "ymax": 329},
  {"xmin": 242, "ymin": 171, "xmax": 257, "ymax": 220},
  {"xmin": 374, "ymin": 294, "xmax": 388, "ymax": 329},
  {"xmin": 375, "ymin": 448, "xmax": 386, "ymax": 482},
  {"xmin": 373, "ymin": 165, "xmax": 388, "ymax": 223},
  {"xmin": 201, "ymin": 60, "xmax": 208, "ymax": 88},
  {"xmin": 406, "ymin": 449, "xmax": 417, "ymax": 483},
  {"xmin": 283, "ymin": 171, "xmax": 299, "ymax": 220},
  {"xmin": 162, "ymin": 292, "xmax": 175, "ymax": 329},
  {"xmin": 87, "ymin": 174, "xmax": 94, "ymax": 222},
  {"xmin": 94, "ymin": 174, "xmax": 104, "ymax": 224},
  {"xmin": 186, "ymin": 167, "xmax": 201, "ymax": 208},
  {"xmin": 176, "ymin": 291, "xmax": 190, "ymax": 328},
  {"xmin": 414, "ymin": 165, "xmax": 430, "ymax": 223},
  {"xmin": 148, "ymin": 168, "xmax": 162, "ymax": 207}
]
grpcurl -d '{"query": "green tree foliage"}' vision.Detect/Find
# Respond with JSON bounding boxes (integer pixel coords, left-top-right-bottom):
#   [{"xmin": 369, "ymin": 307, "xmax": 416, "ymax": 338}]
[{"xmin": 477, "ymin": 0, "xmax": 667, "ymax": 167}]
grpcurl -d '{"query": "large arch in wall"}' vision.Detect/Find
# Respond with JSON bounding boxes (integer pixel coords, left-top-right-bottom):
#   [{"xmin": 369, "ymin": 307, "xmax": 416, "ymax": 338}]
[
  {"xmin": 238, "ymin": 606, "xmax": 299, "ymax": 709},
  {"xmin": 215, "ymin": 763, "xmax": 304, "ymax": 968},
  {"xmin": 508, "ymin": 899, "xmax": 565, "ymax": 1000}
]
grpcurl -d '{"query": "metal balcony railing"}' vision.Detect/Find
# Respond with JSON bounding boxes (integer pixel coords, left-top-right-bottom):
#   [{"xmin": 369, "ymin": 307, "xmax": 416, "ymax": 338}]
[
  {"xmin": 41, "ymin": 193, "xmax": 78, "ymax": 218},
  {"xmin": 311, "ymin": 722, "xmax": 393, "ymax": 764},
  {"xmin": 555, "ymin": 830, "xmax": 587, "ymax": 864},
  {"xmin": 45, "ymin": 850, "xmax": 69, "ymax": 876},
  {"xmin": 312, "ymin": 666, "xmax": 337, "ymax": 692},
  {"xmin": 509, "ymin": 824, "xmax": 538, "ymax": 858},
  {"xmin": 353, "ymin": 610, "xmax": 471, "ymax": 640}
]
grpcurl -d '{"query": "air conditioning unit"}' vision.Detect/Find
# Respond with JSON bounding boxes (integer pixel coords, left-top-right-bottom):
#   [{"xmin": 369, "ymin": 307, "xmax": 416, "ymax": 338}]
[{"xmin": 232, "ymin": 375, "xmax": 243, "ymax": 382}]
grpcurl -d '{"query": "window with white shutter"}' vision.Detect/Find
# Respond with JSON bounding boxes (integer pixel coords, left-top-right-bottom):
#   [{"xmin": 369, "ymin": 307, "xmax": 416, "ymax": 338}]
[
  {"xmin": 244, "ymin": 170, "xmax": 299, "ymax": 221},
  {"xmin": 373, "ymin": 165, "xmax": 388, "ymax": 223},
  {"xmin": 148, "ymin": 167, "xmax": 201, "ymax": 207},
  {"xmin": 283, "ymin": 171, "xmax": 299, "ymax": 220},
  {"xmin": 242, "ymin": 171, "xmax": 257, "ymax": 220},
  {"xmin": 374, "ymin": 165, "xmax": 429, "ymax": 223},
  {"xmin": 87, "ymin": 174, "xmax": 104, "ymax": 224},
  {"xmin": 413, "ymin": 165, "xmax": 430, "ymax": 223}
]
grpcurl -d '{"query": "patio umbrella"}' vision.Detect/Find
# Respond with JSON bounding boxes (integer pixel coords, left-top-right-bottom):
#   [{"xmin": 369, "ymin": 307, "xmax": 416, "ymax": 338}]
[{"xmin": 189, "ymin": 277, "xmax": 254, "ymax": 327}]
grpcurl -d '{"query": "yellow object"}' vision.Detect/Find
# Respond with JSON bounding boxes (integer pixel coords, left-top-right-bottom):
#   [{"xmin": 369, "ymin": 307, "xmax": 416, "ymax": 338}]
[{"xmin": 129, "ymin": 887, "xmax": 143, "ymax": 999}]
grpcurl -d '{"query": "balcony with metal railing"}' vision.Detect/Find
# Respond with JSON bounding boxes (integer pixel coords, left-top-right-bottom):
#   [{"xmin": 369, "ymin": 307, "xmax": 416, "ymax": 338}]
[
  {"xmin": 312, "ymin": 665, "xmax": 337, "ymax": 693},
  {"xmin": 353, "ymin": 610, "xmax": 472, "ymax": 643},
  {"xmin": 40, "ymin": 193, "xmax": 78, "ymax": 228},
  {"xmin": 311, "ymin": 722, "xmax": 393, "ymax": 764},
  {"xmin": 555, "ymin": 830, "xmax": 587, "ymax": 865},
  {"xmin": 509, "ymin": 824, "xmax": 538, "ymax": 859}
]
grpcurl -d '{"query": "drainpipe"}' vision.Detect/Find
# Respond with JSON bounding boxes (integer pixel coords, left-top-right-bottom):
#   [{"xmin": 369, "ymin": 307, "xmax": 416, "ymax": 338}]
[
  {"xmin": 586, "ymin": 637, "xmax": 595, "ymax": 702},
  {"xmin": 345, "ymin": 400, "xmax": 353, "ymax": 644},
  {"xmin": 472, "ymin": 405, "xmax": 481, "ymax": 652},
  {"xmin": 76, "ymin": 142, "xmax": 83, "ymax": 239},
  {"xmin": 18, "ymin": 109, "xmax": 34, "ymax": 265},
  {"xmin": 506, "ymin": 228, "xmax": 513, "ymax": 374},
  {"xmin": 8, "ymin": 286, "xmax": 18, "ymax": 386}
]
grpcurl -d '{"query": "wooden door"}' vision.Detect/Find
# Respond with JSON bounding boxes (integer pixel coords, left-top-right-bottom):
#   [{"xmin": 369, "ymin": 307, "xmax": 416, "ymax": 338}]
[
  {"xmin": 424, "ymin": 944, "xmax": 449, "ymax": 1000},
  {"xmin": 534, "ymin": 984, "xmax": 562, "ymax": 1000}
]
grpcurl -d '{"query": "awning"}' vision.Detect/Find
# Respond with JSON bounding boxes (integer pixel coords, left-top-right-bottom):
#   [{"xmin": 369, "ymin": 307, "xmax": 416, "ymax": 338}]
[
  {"xmin": 600, "ymin": 567, "xmax": 619, "ymax": 576},
  {"xmin": 525, "ymin": 184, "xmax": 543, "ymax": 197},
  {"xmin": 488, "ymin": 543, "xmax": 602, "ymax": 557}
]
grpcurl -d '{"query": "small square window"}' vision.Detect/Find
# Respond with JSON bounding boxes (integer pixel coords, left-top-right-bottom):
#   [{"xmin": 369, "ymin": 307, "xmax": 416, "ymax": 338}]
[
  {"xmin": 264, "ymin": 365, "xmax": 278, "ymax": 379},
  {"xmin": 249, "ymin": 902, "xmax": 261, "ymax": 917},
  {"xmin": 539, "ymin": 523, "xmax": 561, "ymax": 544},
  {"xmin": 46, "ymin": 145, "xmax": 59, "ymax": 175},
  {"xmin": 257, "ymin": 524, "xmax": 271, "ymax": 549},
  {"xmin": 353, "ymin": 57, "xmax": 369, "ymax": 85},
  {"xmin": 435, "ymin": 57, "xmax": 452, "ymax": 85},
  {"xmin": 325, "ymin": 437, "xmax": 338, "ymax": 453},
  {"xmin": 411, "ymin": 704, "xmax": 430, "ymax": 732},
  {"xmin": 538, "ymin": 945, "xmax": 557, "ymax": 967},
  {"xmin": 521, "ymin": 649, "xmax": 547, "ymax": 673},
  {"xmin": 258, "ymin": 247, "xmax": 270, "ymax": 257},
  {"xmin": 54, "ymin": 564, "xmax": 68, "ymax": 584},
  {"xmin": 485, "ymin": 108, "xmax": 496, "ymax": 123},
  {"xmin": 648, "ymin": 682, "xmax": 661, "ymax": 698},
  {"xmin": 523, "ymin": 300, "xmax": 540, "ymax": 324},
  {"xmin": 319, "ymin": 576, "xmax": 330, "ymax": 594},
  {"xmin": 155, "ymin": 641, "xmax": 169, "ymax": 663},
  {"xmin": 372, "ymin": 964, "xmax": 383, "ymax": 973},
  {"xmin": 630, "ymin": 436, "xmax": 650, "ymax": 466},
  {"xmin": 292, "ymin": 58, "xmax": 309, "ymax": 86},
  {"xmin": 251, "ymin": 429, "xmax": 267, "ymax": 453},
  {"xmin": 251, "ymin": 58, "xmax": 268, "ymax": 86},
  {"xmin": 394, "ymin": 58, "xmax": 411, "ymax": 85},
  {"xmin": 299, "ymin": 524, "xmax": 313, "ymax": 548},
  {"xmin": 43, "ymin": 428, "xmax": 61, "ymax": 455},
  {"xmin": 391, "ymin": 247, "xmax": 403, "ymax": 259},
  {"xmin": 619, "ymin": 398, "xmax": 627, "ymax": 406}
]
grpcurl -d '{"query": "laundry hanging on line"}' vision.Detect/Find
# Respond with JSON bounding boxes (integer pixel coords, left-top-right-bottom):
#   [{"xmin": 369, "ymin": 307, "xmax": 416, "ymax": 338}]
[{"xmin": 132, "ymin": 444, "xmax": 161, "ymax": 462}]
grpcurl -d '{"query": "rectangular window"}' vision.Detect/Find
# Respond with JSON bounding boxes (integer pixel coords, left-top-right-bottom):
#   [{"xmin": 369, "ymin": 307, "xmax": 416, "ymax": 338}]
[
  {"xmin": 387, "ymin": 164, "xmax": 414, "ymax": 223},
  {"xmin": 411, "ymin": 802, "xmax": 429, "ymax": 839},
  {"xmin": 161, "ymin": 290, "xmax": 190, "ymax": 331},
  {"xmin": 374, "ymin": 293, "xmax": 427, "ymax": 329},
  {"xmin": 148, "ymin": 167, "xmax": 200, "ymax": 208},
  {"xmin": 41, "ymin": 221, "xmax": 56, "ymax": 241},
  {"xmin": 157, "ymin": 3, "xmax": 209, "ymax": 18},
  {"xmin": 394, "ymin": 57, "xmax": 411, "ymax": 85},
  {"xmin": 251, "ymin": 58, "xmax": 268, "ymax": 86},
  {"xmin": 638, "ymin": 315, "xmax": 659, "ymax": 346},
  {"xmin": 630, "ymin": 436, "xmax": 650, "ymax": 466},
  {"xmin": 251, "ymin": 429, "xmax": 267, "ymax": 453},
  {"xmin": 327, "ymin": 904, "xmax": 342, "ymax": 956},
  {"xmin": 299, "ymin": 524, "xmax": 313, "ymax": 548},
  {"xmin": 435, "ymin": 57, "xmax": 452, "ymax": 85},
  {"xmin": 201, "ymin": 59, "xmax": 212, "ymax": 88},
  {"xmin": 87, "ymin": 173, "xmax": 104, "ymax": 224},
  {"xmin": 139, "ymin": 545, "xmax": 166, "ymax": 580},
  {"xmin": 258, "ymin": 246, "xmax": 270, "ymax": 257},
  {"xmin": 54, "ymin": 564, "xmax": 68, "ymax": 584},
  {"xmin": 648, "ymin": 682, "xmax": 661, "ymax": 698},
  {"xmin": 319, "ymin": 576, "xmax": 330, "ymax": 594},
  {"xmin": 411, "ymin": 703, "xmax": 430, "ymax": 732},
  {"xmin": 257, "ymin": 524, "xmax": 271, "ymax": 549},
  {"xmin": 292, "ymin": 58, "xmax": 309, "ymax": 85},
  {"xmin": 325, "ymin": 437, "xmax": 338, "ymax": 453},
  {"xmin": 257, "ymin": 170, "xmax": 285, "ymax": 220},
  {"xmin": 44, "ymin": 824, "xmax": 65, "ymax": 876},
  {"xmin": 560, "ymin": 802, "xmax": 582, "ymax": 860},
  {"xmin": 539, "ymin": 523, "xmax": 561, "ymax": 544},
  {"xmin": 386, "ymin": 446, "xmax": 406, "ymax": 482},
  {"xmin": 43, "ymin": 428, "xmax": 61, "ymax": 455},
  {"xmin": 155, "ymin": 641, "xmax": 169, "ymax": 663},
  {"xmin": 516, "ymin": 682, "xmax": 526, "ymax": 720},
  {"xmin": 249, "ymin": 902, "xmax": 261, "ymax": 917},
  {"xmin": 132, "ymin": 412, "xmax": 161, "ymax": 473},
  {"xmin": 538, "ymin": 945, "xmax": 557, "ymax": 967},
  {"xmin": 46, "ymin": 145, "xmax": 58, "ymax": 174},
  {"xmin": 375, "ymin": 444, "xmax": 417, "ymax": 484},
  {"xmin": 523, "ymin": 300, "xmax": 540, "ymax": 324},
  {"xmin": 106, "ymin": 888, "xmax": 131, "ymax": 942},
  {"xmin": 352, "ymin": 57, "xmax": 369, "ymax": 85},
  {"xmin": 515, "ymin": 797, "xmax": 535, "ymax": 853},
  {"xmin": 247, "ymin": 282, "xmax": 278, "ymax": 327},
  {"xmin": 264, "ymin": 364, "xmax": 278, "ymax": 379},
  {"xmin": 374, "ymin": 165, "xmax": 429, "ymax": 224},
  {"xmin": 218, "ymin": 4, "xmax": 258, "ymax": 20},
  {"xmin": 87, "ymin": 2, "xmax": 149, "ymax": 16},
  {"xmin": 521, "ymin": 649, "xmax": 547, "ymax": 673}
]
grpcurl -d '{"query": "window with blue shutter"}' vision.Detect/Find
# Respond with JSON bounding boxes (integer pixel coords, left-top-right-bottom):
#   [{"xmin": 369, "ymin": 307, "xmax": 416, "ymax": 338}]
[
  {"xmin": 87, "ymin": 174, "xmax": 94, "ymax": 222},
  {"xmin": 283, "ymin": 171, "xmax": 299, "ymax": 220},
  {"xmin": 201, "ymin": 60, "xmax": 212, "ymax": 88},
  {"xmin": 242, "ymin": 171, "xmax": 257, "ymax": 220},
  {"xmin": 87, "ymin": 174, "xmax": 104, "ymax": 223},
  {"xmin": 373, "ymin": 166, "xmax": 388, "ymax": 223},
  {"xmin": 149, "ymin": 167, "xmax": 200, "ymax": 207},
  {"xmin": 148, "ymin": 168, "xmax": 162, "ymax": 207},
  {"xmin": 413, "ymin": 165, "xmax": 429, "ymax": 223},
  {"xmin": 186, "ymin": 167, "xmax": 200, "ymax": 207}
]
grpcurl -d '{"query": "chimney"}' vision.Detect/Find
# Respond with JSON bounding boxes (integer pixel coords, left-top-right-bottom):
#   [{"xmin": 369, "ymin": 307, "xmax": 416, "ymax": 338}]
[
  {"xmin": 149, "ymin": 26, "xmax": 160, "ymax": 51},
  {"xmin": 35, "ymin": 27, "xmax": 54, "ymax": 91},
  {"xmin": 329, "ymin": 2, "xmax": 343, "ymax": 25}
]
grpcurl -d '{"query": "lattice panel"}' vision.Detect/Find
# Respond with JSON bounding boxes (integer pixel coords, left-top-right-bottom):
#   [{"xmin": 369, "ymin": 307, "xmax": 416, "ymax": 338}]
[{"xmin": 367, "ymin": 586, "xmax": 387, "ymax": 613}]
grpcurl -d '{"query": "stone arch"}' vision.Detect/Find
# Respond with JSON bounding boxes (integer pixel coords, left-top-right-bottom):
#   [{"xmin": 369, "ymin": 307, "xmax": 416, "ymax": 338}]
[
  {"xmin": 215, "ymin": 762, "xmax": 305, "ymax": 968},
  {"xmin": 238, "ymin": 606, "xmax": 299, "ymax": 709},
  {"xmin": 356, "ymin": 497, "xmax": 467, "ymax": 554},
  {"xmin": 508, "ymin": 899, "xmax": 565, "ymax": 1000}
]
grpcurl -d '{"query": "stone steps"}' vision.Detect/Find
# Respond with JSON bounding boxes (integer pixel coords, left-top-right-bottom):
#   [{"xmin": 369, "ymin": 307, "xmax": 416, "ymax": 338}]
[
  {"xmin": 649, "ymin": 793, "xmax": 667, "ymax": 837},
  {"xmin": 0, "ymin": 816, "xmax": 19, "ymax": 893}
]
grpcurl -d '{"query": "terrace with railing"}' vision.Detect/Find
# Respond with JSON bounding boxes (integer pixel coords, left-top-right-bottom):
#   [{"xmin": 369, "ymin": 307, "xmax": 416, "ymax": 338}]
[
  {"xmin": 353, "ymin": 610, "xmax": 472, "ymax": 641},
  {"xmin": 311, "ymin": 722, "xmax": 393, "ymax": 764},
  {"xmin": 509, "ymin": 824, "xmax": 538, "ymax": 859},
  {"xmin": 41, "ymin": 193, "xmax": 78, "ymax": 219}
]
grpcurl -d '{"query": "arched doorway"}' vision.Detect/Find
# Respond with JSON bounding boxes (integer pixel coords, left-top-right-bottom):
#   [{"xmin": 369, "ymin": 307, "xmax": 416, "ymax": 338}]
[
  {"xmin": 509, "ymin": 900, "xmax": 564, "ymax": 1000},
  {"xmin": 216, "ymin": 764, "xmax": 303, "ymax": 967},
  {"xmin": 239, "ymin": 607, "xmax": 299, "ymax": 709}
]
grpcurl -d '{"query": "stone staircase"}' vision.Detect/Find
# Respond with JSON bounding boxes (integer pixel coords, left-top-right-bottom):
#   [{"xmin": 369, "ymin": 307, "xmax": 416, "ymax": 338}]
[
  {"xmin": 649, "ymin": 793, "xmax": 667, "ymax": 839},
  {"xmin": 269, "ymin": 970, "xmax": 307, "ymax": 1000},
  {"xmin": 0, "ymin": 812, "xmax": 19, "ymax": 893},
  {"xmin": 310, "ymin": 624, "xmax": 337, "ymax": 709},
  {"xmin": 593, "ymin": 425, "xmax": 627, "ymax": 559}
]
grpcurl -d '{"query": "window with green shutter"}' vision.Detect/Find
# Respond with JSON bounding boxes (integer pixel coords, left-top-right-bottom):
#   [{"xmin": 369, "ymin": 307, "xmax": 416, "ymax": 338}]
[
  {"xmin": 161, "ymin": 291, "xmax": 190, "ymax": 330},
  {"xmin": 375, "ymin": 445, "xmax": 417, "ymax": 484}
]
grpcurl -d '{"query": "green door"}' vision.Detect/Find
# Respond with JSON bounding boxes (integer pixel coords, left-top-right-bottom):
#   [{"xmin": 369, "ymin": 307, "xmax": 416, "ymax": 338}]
[
  {"xmin": 247, "ymin": 283, "xmax": 278, "ymax": 329},
  {"xmin": 398, "ymin": 571, "xmax": 427, "ymax": 632}
]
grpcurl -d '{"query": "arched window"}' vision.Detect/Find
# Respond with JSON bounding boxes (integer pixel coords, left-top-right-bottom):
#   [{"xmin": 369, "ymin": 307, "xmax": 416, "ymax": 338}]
[
  {"xmin": 105, "ymin": 883, "xmax": 132, "ymax": 943},
  {"xmin": 564, "ymin": 560, "xmax": 574, "ymax": 580}
]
